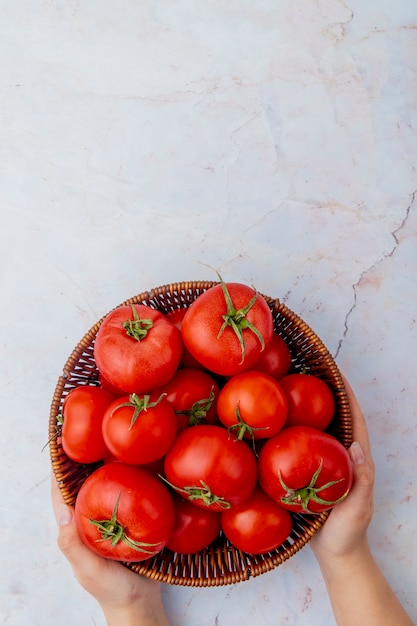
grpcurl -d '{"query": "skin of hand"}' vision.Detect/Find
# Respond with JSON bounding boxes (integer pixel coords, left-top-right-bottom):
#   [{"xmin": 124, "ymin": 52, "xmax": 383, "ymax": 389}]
[
  {"xmin": 310, "ymin": 376, "xmax": 414, "ymax": 626},
  {"xmin": 309, "ymin": 375, "xmax": 375, "ymax": 561},
  {"xmin": 51, "ymin": 475, "xmax": 170, "ymax": 626}
]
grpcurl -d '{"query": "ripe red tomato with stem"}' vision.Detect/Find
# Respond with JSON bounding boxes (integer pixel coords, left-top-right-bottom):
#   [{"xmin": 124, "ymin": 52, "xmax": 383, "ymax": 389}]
[
  {"xmin": 102, "ymin": 393, "xmax": 177, "ymax": 464},
  {"xmin": 181, "ymin": 274, "xmax": 274, "ymax": 376},
  {"xmin": 253, "ymin": 333, "xmax": 292, "ymax": 380},
  {"xmin": 74, "ymin": 462, "xmax": 175, "ymax": 562},
  {"xmin": 221, "ymin": 487, "xmax": 293, "ymax": 554},
  {"xmin": 217, "ymin": 370, "xmax": 288, "ymax": 441},
  {"xmin": 166, "ymin": 493, "xmax": 222, "ymax": 554},
  {"xmin": 61, "ymin": 385, "xmax": 115, "ymax": 463},
  {"xmin": 94, "ymin": 304, "xmax": 183, "ymax": 394},
  {"xmin": 280, "ymin": 373, "xmax": 335, "ymax": 430},
  {"xmin": 258, "ymin": 426, "xmax": 353, "ymax": 513},
  {"xmin": 163, "ymin": 425, "xmax": 258, "ymax": 512},
  {"xmin": 154, "ymin": 367, "xmax": 220, "ymax": 433}
]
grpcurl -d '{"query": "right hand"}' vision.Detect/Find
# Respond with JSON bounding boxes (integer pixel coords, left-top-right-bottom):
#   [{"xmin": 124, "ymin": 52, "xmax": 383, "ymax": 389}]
[{"xmin": 310, "ymin": 376, "xmax": 375, "ymax": 561}]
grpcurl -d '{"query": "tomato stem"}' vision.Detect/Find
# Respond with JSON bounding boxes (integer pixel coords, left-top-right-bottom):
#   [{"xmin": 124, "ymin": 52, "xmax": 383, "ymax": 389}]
[
  {"xmin": 122, "ymin": 305, "xmax": 153, "ymax": 341},
  {"xmin": 174, "ymin": 387, "xmax": 216, "ymax": 426},
  {"xmin": 42, "ymin": 414, "xmax": 63, "ymax": 451},
  {"xmin": 89, "ymin": 491, "xmax": 160, "ymax": 553},
  {"xmin": 110, "ymin": 393, "xmax": 167, "ymax": 430},
  {"xmin": 277, "ymin": 459, "xmax": 350, "ymax": 513},
  {"xmin": 216, "ymin": 272, "xmax": 265, "ymax": 364},
  {"xmin": 160, "ymin": 476, "xmax": 232, "ymax": 509},
  {"xmin": 227, "ymin": 402, "xmax": 269, "ymax": 443}
]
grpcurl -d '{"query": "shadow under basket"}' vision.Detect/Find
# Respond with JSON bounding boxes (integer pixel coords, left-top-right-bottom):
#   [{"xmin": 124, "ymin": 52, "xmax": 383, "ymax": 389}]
[{"xmin": 49, "ymin": 280, "xmax": 352, "ymax": 587}]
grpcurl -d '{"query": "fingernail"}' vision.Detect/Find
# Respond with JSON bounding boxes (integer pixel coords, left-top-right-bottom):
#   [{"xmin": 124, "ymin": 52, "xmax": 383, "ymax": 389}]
[
  {"xmin": 349, "ymin": 441, "xmax": 365, "ymax": 465},
  {"xmin": 59, "ymin": 503, "xmax": 73, "ymax": 527}
]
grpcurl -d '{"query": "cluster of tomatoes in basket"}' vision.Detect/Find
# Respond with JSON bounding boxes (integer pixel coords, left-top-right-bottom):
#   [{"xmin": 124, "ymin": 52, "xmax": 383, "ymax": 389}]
[{"xmin": 60, "ymin": 277, "xmax": 353, "ymax": 562}]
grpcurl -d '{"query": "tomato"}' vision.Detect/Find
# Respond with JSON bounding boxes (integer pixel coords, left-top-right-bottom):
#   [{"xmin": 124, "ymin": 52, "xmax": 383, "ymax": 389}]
[
  {"xmin": 181, "ymin": 276, "xmax": 274, "ymax": 377},
  {"xmin": 61, "ymin": 385, "xmax": 115, "ymax": 463},
  {"xmin": 99, "ymin": 372, "xmax": 125, "ymax": 397},
  {"xmin": 165, "ymin": 308, "xmax": 205, "ymax": 369},
  {"xmin": 74, "ymin": 462, "xmax": 175, "ymax": 561},
  {"xmin": 101, "ymin": 393, "xmax": 177, "ymax": 464},
  {"xmin": 221, "ymin": 487, "xmax": 292, "ymax": 554},
  {"xmin": 140, "ymin": 456, "xmax": 166, "ymax": 476},
  {"xmin": 94, "ymin": 304, "xmax": 183, "ymax": 394},
  {"xmin": 164, "ymin": 425, "xmax": 258, "ymax": 512},
  {"xmin": 102, "ymin": 454, "xmax": 166, "ymax": 477},
  {"xmin": 258, "ymin": 426, "xmax": 353, "ymax": 513},
  {"xmin": 217, "ymin": 370, "xmax": 288, "ymax": 440},
  {"xmin": 155, "ymin": 367, "xmax": 220, "ymax": 433},
  {"xmin": 280, "ymin": 373, "xmax": 335, "ymax": 430},
  {"xmin": 253, "ymin": 333, "xmax": 292, "ymax": 380},
  {"xmin": 166, "ymin": 494, "xmax": 222, "ymax": 554}
]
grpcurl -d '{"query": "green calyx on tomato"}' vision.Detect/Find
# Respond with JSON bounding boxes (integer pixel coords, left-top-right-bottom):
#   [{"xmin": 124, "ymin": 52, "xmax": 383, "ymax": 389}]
[
  {"xmin": 227, "ymin": 402, "xmax": 269, "ymax": 443},
  {"xmin": 122, "ymin": 305, "xmax": 153, "ymax": 341},
  {"xmin": 43, "ymin": 413, "xmax": 63, "ymax": 451},
  {"xmin": 278, "ymin": 458, "xmax": 350, "ymax": 513},
  {"xmin": 175, "ymin": 386, "xmax": 216, "ymax": 427},
  {"xmin": 111, "ymin": 393, "xmax": 167, "ymax": 430},
  {"xmin": 89, "ymin": 492, "xmax": 160, "ymax": 554},
  {"xmin": 217, "ymin": 273, "xmax": 266, "ymax": 363},
  {"xmin": 161, "ymin": 476, "xmax": 232, "ymax": 510}
]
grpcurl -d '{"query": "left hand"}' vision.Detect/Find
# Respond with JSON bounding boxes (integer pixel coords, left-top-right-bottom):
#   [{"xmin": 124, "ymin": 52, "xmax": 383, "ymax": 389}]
[{"xmin": 51, "ymin": 473, "xmax": 170, "ymax": 625}]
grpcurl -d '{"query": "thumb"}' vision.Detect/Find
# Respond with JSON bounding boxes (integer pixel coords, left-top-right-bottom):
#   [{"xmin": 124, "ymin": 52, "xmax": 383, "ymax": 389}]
[
  {"xmin": 347, "ymin": 440, "xmax": 375, "ymax": 522},
  {"xmin": 56, "ymin": 503, "xmax": 85, "ymax": 560},
  {"xmin": 51, "ymin": 473, "xmax": 111, "ymax": 594},
  {"xmin": 51, "ymin": 476, "xmax": 90, "ymax": 562}
]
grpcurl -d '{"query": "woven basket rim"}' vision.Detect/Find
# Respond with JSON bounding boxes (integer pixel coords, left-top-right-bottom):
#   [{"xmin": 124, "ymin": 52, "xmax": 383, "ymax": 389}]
[{"xmin": 49, "ymin": 280, "xmax": 352, "ymax": 586}]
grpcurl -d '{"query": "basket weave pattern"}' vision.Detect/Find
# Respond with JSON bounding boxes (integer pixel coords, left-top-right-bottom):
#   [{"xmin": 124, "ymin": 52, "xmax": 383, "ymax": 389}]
[{"xmin": 49, "ymin": 281, "xmax": 352, "ymax": 586}]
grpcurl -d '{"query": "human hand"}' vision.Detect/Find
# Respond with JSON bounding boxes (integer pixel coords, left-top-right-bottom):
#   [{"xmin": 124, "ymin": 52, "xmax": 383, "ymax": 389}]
[
  {"xmin": 309, "ymin": 376, "xmax": 375, "ymax": 563},
  {"xmin": 51, "ymin": 474, "xmax": 170, "ymax": 626}
]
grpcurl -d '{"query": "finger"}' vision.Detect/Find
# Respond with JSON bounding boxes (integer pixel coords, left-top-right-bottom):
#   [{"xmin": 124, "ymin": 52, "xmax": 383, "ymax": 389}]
[
  {"xmin": 51, "ymin": 472, "xmax": 97, "ymax": 566},
  {"xmin": 342, "ymin": 375, "xmax": 374, "ymax": 464},
  {"xmin": 341, "ymin": 377, "xmax": 375, "ymax": 517},
  {"xmin": 51, "ymin": 472, "xmax": 77, "ymax": 527},
  {"xmin": 51, "ymin": 471, "xmax": 65, "ymax": 520}
]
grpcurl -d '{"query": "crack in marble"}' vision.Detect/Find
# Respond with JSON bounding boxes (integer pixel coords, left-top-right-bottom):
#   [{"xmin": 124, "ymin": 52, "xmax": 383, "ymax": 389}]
[
  {"xmin": 239, "ymin": 208, "xmax": 278, "ymax": 235},
  {"xmin": 121, "ymin": 78, "xmax": 224, "ymax": 105},
  {"xmin": 322, "ymin": 1, "xmax": 354, "ymax": 41},
  {"xmin": 391, "ymin": 190, "xmax": 416, "ymax": 248},
  {"xmin": 334, "ymin": 190, "xmax": 416, "ymax": 359},
  {"xmin": 222, "ymin": 111, "xmax": 262, "ymax": 226}
]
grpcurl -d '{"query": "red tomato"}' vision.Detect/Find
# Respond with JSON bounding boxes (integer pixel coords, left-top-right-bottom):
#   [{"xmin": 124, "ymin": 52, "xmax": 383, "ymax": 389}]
[
  {"xmin": 164, "ymin": 425, "xmax": 258, "ymax": 512},
  {"xmin": 217, "ymin": 370, "xmax": 288, "ymax": 440},
  {"xmin": 94, "ymin": 304, "xmax": 183, "ymax": 394},
  {"xmin": 166, "ymin": 494, "xmax": 222, "ymax": 554},
  {"xmin": 221, "ymin": 487, "xmax": 292, "ymax": 554},
  {"xmin": 280, "ymin": 373, "xmax": 335, "ymax": 430},
  {"xmin": 181, "ymin": 278, "xmax": 274, "ymax": 377},
  {"xmin": 61, "ymin": 386, "xmax": 115, "ymax": 463},
  {"xmin": 140, "ymin": 456, "xmax": 166, "ymax": 476},
  {"xmin": 99, "ymin": 372, "xmax": 126, "ymax": 397},
  {"xmin": 258, "ymin": 426, "xmax": 353, "ymax": 513},
  {"xmin": 101, "ymin": 393, "xmax": 177, "ymax": 465},
  {"xmin": 102, "ymin": 455, "xmax": 166, "ymax": 476},
  {"xmin": 253, "ymin": 333, "xmax": 292, "ymax": 380},
  {"xmin": 74, "ymin": 462, "xmax": 175, "ymax": 561},
  {"xmin": 165, "ymin": 308, "xmax": 205, "ymax": 369},
  {"xmin": 155, "ymin": 367, "xmax": 220, "ymax": 432}
]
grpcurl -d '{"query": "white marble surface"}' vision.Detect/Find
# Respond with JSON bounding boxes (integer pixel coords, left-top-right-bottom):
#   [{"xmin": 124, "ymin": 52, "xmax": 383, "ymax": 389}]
[{"xmin": 1, "ymin": 1, "xmax": 416, "ymax": 624}]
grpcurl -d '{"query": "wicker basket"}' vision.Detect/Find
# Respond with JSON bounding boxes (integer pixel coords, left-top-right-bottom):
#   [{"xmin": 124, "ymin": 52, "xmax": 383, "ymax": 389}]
[{"xmin": 49, "ymin": 281, "xmax": 352, "ymax": 586}]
